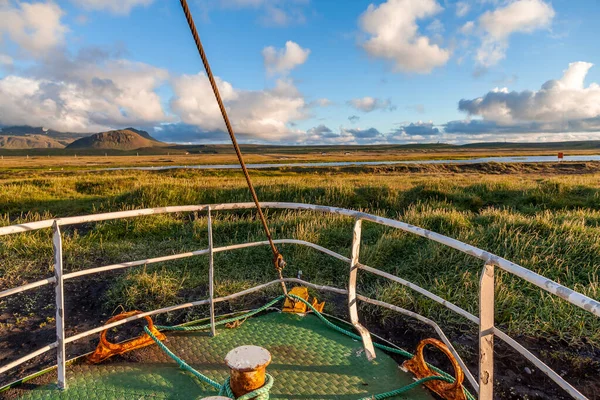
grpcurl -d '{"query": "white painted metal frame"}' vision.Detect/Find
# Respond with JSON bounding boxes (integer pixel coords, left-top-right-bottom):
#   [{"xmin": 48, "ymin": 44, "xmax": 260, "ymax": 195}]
[
  {"xmin": 1, "ymin": 202, "xmax": 598, "ymax": 400},
  {"xmin": 479, "ymin": 264, "xmax": 494, "ymax": 398},
  {"xmin": 52, "ymin": 222, "xmax": 66, "ymax": 390},
  {"xmin": 349, "ymin": 219, "xmax": 376, "ymax": 361},
  {"xmin": 207, "ymin": 206, "xmax": 216, "ymax": 337}
]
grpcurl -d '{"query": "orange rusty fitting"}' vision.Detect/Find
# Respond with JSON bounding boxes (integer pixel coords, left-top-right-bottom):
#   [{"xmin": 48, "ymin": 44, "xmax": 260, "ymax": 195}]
[
  {"xmin": 402, "ymin": 338, "xmax": 466, "ymax": 400},
  {"xmin": 200, "ymin": 397, "xmax": 232, "ymax": 400},
  {"xmin": 87, "ymin": 311, "xmax": 166, "ymax": 364},
  {"xmin": 225, "ymin": 345, "xmax": 272, "ymax": 398}
]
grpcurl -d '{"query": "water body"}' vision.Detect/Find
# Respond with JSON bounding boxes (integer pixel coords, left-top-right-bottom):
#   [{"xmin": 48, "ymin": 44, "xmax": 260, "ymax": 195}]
[{"xmin": 103, "ymin": 154, "xmax": 600, "ymax": 171}]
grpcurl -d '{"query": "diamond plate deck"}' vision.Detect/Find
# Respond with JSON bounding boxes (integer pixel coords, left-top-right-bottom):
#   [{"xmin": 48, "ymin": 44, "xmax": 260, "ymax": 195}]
[{"xmin": 15, "ymin": 312, "xmax": 433, "ymax": 399}]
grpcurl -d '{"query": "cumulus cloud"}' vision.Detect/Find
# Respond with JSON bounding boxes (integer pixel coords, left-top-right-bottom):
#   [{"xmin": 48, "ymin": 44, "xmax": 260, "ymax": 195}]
[
  {"xmin": 0, "ymin": 1, "xmax": 68, "ymax": 55},
  {"xmin": 151, "ymin": 123, "xmax": 228, "ymax": 144},
  {"xmin": 70, "ymin": 0, "xmax": 153, "ymax": 15},
  {"xmin": 308, "ymin": 98, "xmax": 332, "ymax": 108},
  {"xmin": 170, "ymin": 73, "xmax": 307, "ymax": 140},
  {"xmin": 398, "ymin": 121, "xmax": 440, "ymax": 136},
  {"xmin": 473, "ymin": 0, "xmax": 555, "ymax": 67},
  {"xmin": 342, "ymin": 127, "xmax": 383, "ymax": 139},
  {"xmin": 446, "ymin": 117, "xmax": 600, "ymax": 135},
  {"xmin": 456, "ymin": 1, "xmax": 470, "ymax": 17},
  {"xmin": 0, "ymin": 53, "xmax": 13, "ymax": 66},
  {"xmin": 359, "ymin": 0, "xmax": 450, "ymax": 73},
  {"xmin": 348, "ymin": 97, "xmax": 396, "ymax": 112},
  {"xmin": 307, "ymin": 124, "xmax": 334, "ymax": 137},
  {"xmin": 460, "ymin": 21, "xmax": 475, "ymax": 35},
  {"xmin": 0, "ymin": 50, "xmax": 169, "ymax": 132},
  {"xmin": 460, "ymin": 62, "xmax": 600, "ymax": 123},
  {"xmin": 453, "ymin": 62, "xmax": 600, "ymax": 134},
  {"xmin": 262, "ymin": 41, "xmax": 310, "ymax": 75},
  {"xmin": 303, "ymin": 125, "xmax": 387, "ymax": 144}
]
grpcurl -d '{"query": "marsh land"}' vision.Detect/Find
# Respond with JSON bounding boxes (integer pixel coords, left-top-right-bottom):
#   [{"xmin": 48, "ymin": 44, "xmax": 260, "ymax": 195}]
[{"xmin": 1, "ymin": 152, "xmax": 600, "ymax": 398}]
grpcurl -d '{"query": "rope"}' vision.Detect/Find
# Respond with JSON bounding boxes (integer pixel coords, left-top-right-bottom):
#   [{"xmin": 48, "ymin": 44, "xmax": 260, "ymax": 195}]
[
  {"xmin": 147, "ymin": 294, "xmax": 476, "ymax": 400},
  {"xmin": 358, "ymin": 375, "xmax": 455, "ymax": 400},
  {"xmin": 178, "ymin": 0, "xmax": 287, "ymax": 295},
  {"xmin": 144, "ymin": 326, "xmax": 222, "ymax": 390},
  {"xmin": 154, "ymin": 296, "xmax": 284, "ymax": 331},
  {"xmin": 145, "ymin": 325, "xmax": 274, "ymax": 399},
  {"xmin": 219, "ymin": 375, "xmax": 275, "ymax": 400}
]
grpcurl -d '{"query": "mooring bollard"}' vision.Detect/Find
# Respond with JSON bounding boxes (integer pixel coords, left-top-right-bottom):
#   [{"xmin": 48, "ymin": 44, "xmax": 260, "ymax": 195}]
[
  {"xmin": 201, "ymin": 397, "xmax": 232, "ymax": 400},
  {"xmin": 225, "ymin": 345, "xmax": 271, "ymax": 398}
]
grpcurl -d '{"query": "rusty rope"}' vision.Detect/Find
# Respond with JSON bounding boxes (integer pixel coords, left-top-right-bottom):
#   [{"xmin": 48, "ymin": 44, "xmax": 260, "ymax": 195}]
[{"xmin": 179, "ymin": 0, "xmax": 287, "ymax": 294}]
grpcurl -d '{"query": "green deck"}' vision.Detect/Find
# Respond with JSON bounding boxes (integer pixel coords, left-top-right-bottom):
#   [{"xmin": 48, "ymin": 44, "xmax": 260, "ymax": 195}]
[{"xmin": 16, "ymin": 312, "xmax": 433, "ymax": 399}]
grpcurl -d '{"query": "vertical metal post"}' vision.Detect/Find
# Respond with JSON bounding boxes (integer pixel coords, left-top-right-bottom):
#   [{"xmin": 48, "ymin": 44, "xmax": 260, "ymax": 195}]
[
  {"xmin": 479, "ymin": 263, "xmax": 495, "ymax": 399},
  {"xmin": 349, "ymin": 219, "xmax": 376, "ymax": 361},
  {"xmin": 52, "ymin": 221, "xmax": 67, "ymax": 390},
  {"xmin": 208, "ymin": 207, "xmax": 216, "ymax": 337}
]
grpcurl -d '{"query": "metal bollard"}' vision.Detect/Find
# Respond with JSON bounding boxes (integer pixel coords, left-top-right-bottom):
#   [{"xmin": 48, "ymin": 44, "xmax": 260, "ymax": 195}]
[{"xmin": 224, "ymin": 345, "xmax": 271, "ymax": 398}]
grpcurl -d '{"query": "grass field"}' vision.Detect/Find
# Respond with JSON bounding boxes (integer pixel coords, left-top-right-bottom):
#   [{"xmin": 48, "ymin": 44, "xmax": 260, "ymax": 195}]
[
  {"xmin": 1, "ymin": 144, "xmax": 599, "ymax": 169},
  {"xmin": 1, "ymin": 161, "xmax": 600, "ymax": 396}
]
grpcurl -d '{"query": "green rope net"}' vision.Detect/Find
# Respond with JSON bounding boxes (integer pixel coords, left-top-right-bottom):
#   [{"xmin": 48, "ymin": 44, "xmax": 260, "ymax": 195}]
[{"xmin": 145, "ymin": 294, "xmax": 476, "ymax": 400}]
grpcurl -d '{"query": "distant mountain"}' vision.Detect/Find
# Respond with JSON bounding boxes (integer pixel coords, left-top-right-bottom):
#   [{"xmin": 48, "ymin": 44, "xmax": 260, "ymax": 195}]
[
  {"xmin": 0, "ymin": 126, "xmax": 88, "ymax": 141},
  {"xmin": 122, "ymin": 127, "xmax": 158, "ymax": 141},
  {"xmin": 66, "ymin": 128, "xmax": 167, "ymax": 150},
  {"xmin": 0, "ymin": 134, "xmax": 67, "ymax": 149}
]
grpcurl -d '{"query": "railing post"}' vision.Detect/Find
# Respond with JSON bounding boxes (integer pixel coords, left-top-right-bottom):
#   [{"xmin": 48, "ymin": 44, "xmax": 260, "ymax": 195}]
[
  {"xmin": 479, "ymin": 263, "xmax": 494, "ymax": 399},
  {"xmin": 349, "ymin": 219, "xmax": 376, "ymax": 361},
  {"xmin": 208, "ymin": 206, "xmax": 216, "ymax": 337},
  {"xmin": 52, "ymin": 221, "xmax": 67, "ymax": 390}
]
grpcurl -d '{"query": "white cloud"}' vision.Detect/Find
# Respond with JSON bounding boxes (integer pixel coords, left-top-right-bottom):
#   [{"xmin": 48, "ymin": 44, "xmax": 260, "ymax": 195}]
[
  {"xmin": 460, "ymin": 21, "xmax": 475, "ymax": 34},
  {"xmin": 456, "ymin": 62, "xmax": 600, "ymax": 133},
  {"xmin": 348, "ymin": 97, "xmax": 396, "ymax": 112},
  {"xmin": 70, "ymin": 0, "xmax": 153, "ymax": 15},
  {"xmin": 308, "ymin": 98, "xmax": 332, "ymax": 107},
  {"xmin": 359, "ymin": 0, "xmax": 450, "ymax": 73},
  {"xmin": 262, "ymin": 41, "xmax": 310, "ymax": 75},
  {"xmin": 0, "ymin": 53, "xmax": 13, "ymax": 66},
  {"xmin": 170, "ymin": 73, "xmax": 307, "ymax": 139},
  {"xmin": 398, "ymin": 121, "xmax": 439, "ymax": 136},
  {"xmin": 0, "ymin": 56, "xmax": 169, "ymax": 132},
  {"xmin": 474, "ymin": 0, "xmax": 555, "ymax": 67},
  {"xmin": 303, "ymin": 125, "xmax": 385, "ymax": 144},
  {"xmin": 0, "ymin": 1, "xmax": 68, "ymax": 55},
  {"xmin": 341, "ymin": 127, "xmax": 383, "ymax": 139},
  {"xmin": 456, "ymin": 1, "xmax": 470, "ymax": 17}
]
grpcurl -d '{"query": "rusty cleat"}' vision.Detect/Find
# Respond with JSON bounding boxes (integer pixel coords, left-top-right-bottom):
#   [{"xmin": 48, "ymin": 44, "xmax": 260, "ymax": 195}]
[
  {"xmin": 282, "ymin": 286, "xmax": 325, "ymax": 313},
  {"xmin": 87, "ymin": 311, "xmax": 166, "ymax": 364},
  {"xmin": 402, "ymin": 338, "xmax": 467, "ymax": 400}
]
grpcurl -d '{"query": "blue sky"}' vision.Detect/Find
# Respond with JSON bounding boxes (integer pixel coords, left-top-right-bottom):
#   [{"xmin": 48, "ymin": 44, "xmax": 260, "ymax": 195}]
[{"xmin": 1, "ymin": 0, "xmax": 600, "ymax": 144}]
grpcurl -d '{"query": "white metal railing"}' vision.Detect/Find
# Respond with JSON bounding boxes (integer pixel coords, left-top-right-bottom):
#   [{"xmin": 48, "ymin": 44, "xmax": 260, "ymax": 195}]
[{"xmin": 0, "ymin": 202, "xmax": 598, "ymax": 399}]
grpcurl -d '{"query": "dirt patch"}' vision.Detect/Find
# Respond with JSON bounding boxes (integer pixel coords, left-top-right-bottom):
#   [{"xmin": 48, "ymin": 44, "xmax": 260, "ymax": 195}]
[{"xmin": 0, "ymin": 275, "xmax": 155, "ymax": 390}]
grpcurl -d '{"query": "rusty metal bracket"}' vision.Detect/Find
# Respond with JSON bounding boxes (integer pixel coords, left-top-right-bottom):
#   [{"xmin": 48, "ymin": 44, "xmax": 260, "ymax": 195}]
[
  {"xmin": 283, "ymin": 286, "xmax": 324, "ymax": 313},
  {"xmin": 402, "ymin": 338, "xmax": 467, "ymax": 400},
  {"xmin": 87, "ymin": 311, "xmax": 166, "ymax": 364}
]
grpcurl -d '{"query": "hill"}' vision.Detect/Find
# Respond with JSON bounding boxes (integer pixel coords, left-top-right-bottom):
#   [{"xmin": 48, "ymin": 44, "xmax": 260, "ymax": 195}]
[
  {"xmin": 0, "ymin": 134, "xmax": 67, "ymax": 149},
  {"xmin": 66, "ymin": 128, "xmax": 167, "ymax": 150},
  {"xmin": 0, "ymin": 126, "xmax": 88, "ymax": 141}
]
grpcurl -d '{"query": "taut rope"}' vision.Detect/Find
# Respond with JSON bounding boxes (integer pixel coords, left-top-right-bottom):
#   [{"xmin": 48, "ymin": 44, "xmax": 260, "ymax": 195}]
[{"xmin": 179, "ymin": 0, "xmax": 287, "ymax": 294}]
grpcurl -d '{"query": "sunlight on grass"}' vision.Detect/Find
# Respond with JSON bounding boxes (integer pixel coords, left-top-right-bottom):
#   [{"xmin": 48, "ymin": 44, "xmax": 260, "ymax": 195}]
[{"xmin": 1, "ymin": 168, "xmax": 600, "ymax": 346}]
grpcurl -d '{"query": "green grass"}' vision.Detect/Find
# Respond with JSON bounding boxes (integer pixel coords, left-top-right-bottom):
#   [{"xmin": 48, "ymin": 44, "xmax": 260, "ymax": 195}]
[{"xmin": 1, "ymin": 167, "xmax": 600, "ymax": 348}]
